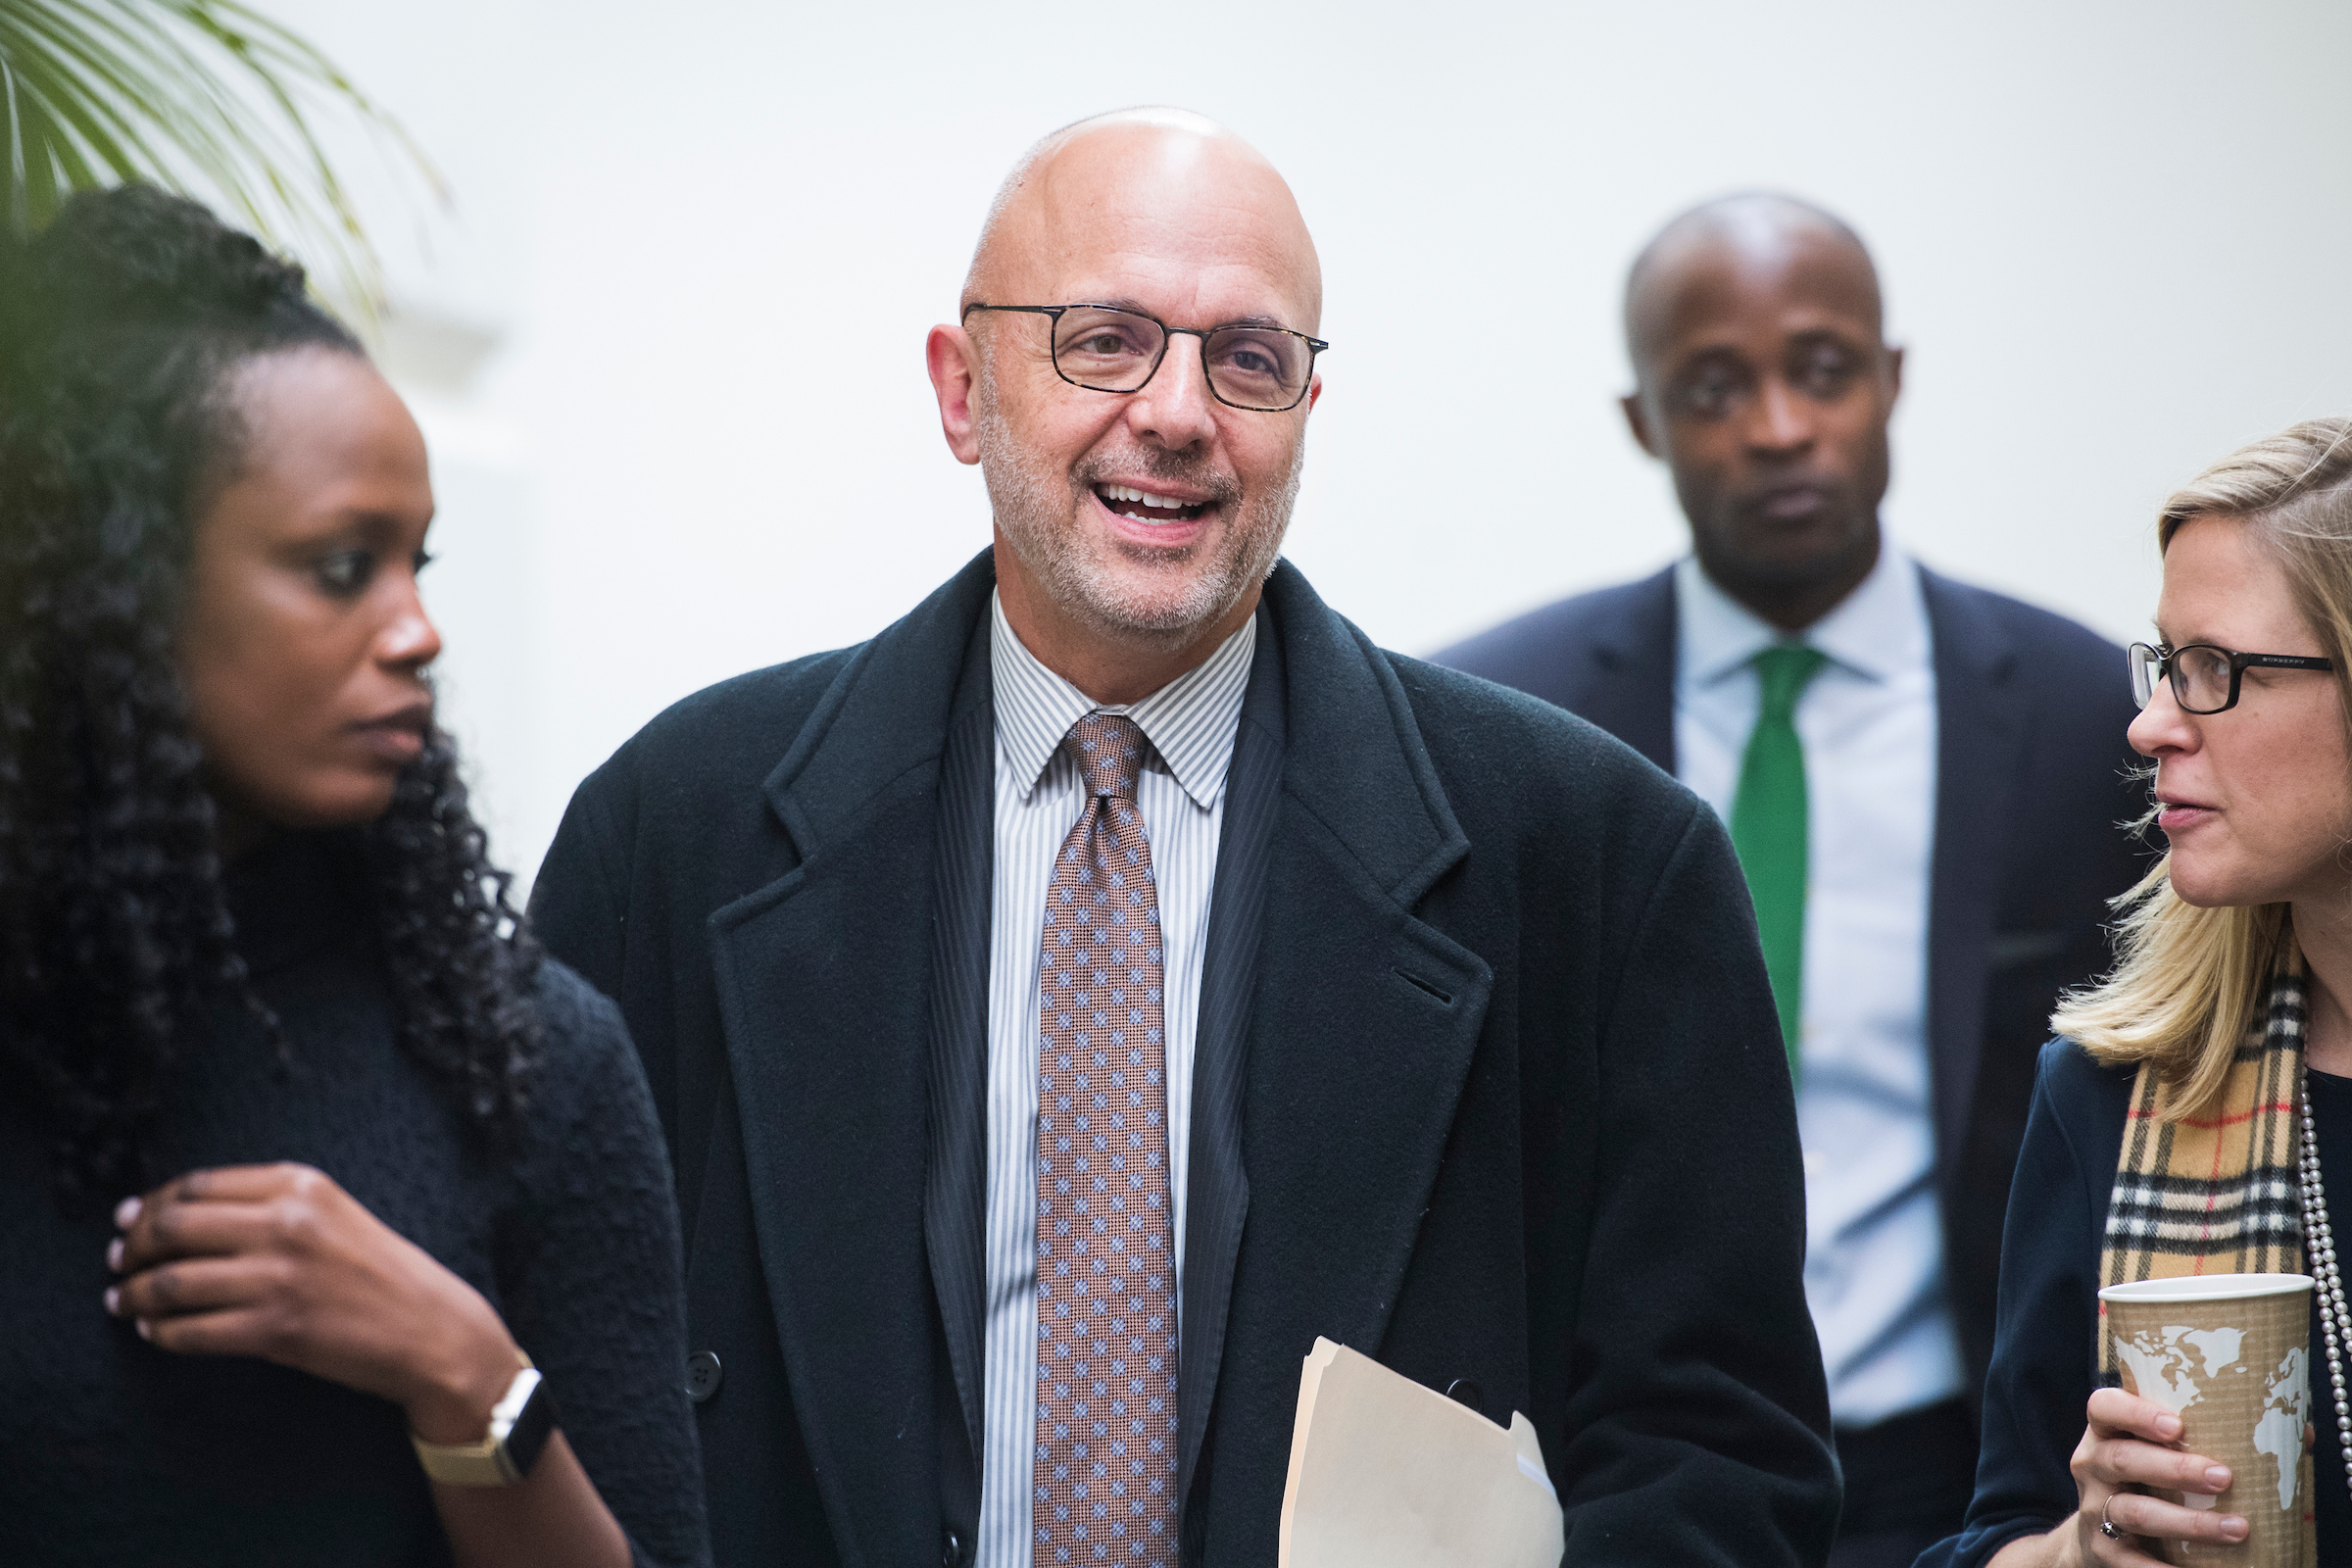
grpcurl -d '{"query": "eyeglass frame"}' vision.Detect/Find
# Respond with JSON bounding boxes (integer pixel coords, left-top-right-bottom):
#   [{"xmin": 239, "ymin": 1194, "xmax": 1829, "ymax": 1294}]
[
  {"xmin": 2128, "ymin": 640, "xmax": 2336, "ymax": 714},
  {"xmin": 959, "ymin": 302, "xmax": 1329, "ymax": 413}
]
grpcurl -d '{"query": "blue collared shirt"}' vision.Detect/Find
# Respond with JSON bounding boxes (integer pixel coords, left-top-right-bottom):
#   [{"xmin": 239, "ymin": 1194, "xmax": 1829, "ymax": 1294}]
[{"xmin": 1673, "ymin": 545, "xmax": 1963, "ymax": 1429}]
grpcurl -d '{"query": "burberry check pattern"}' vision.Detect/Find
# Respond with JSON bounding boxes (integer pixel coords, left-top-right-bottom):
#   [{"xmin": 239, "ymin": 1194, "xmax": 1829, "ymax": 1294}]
[
  {"xmin": 1034, "ymin": 714, "xmax": 1178, "ymax": 1567},
  {"xmin": 2097, "ymin": 967, "xmax": 2308, "ymax": 1375}
]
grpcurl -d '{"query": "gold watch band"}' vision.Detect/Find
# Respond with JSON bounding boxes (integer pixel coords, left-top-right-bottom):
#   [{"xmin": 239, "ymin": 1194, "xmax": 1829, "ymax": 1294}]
[{"xmin": 411, "ymin": 1353, "xmax": 538, "ymax": 1488}]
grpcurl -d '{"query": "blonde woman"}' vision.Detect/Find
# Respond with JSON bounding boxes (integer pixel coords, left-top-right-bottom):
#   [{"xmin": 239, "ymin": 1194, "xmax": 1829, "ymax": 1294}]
[{"xmin": 1919, "ymin": 417, "xmax": 2352, "ymax": 1568}]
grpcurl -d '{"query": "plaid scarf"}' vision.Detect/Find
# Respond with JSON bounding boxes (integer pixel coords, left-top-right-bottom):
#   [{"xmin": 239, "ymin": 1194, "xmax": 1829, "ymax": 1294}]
[
  {"xmin": 2099, "ymin": 967, "xmax": 2309, "ymax": 1376},
  {"xmin": 2098, "ymin": 966, "xmax": 2319, "ymax": 1566}
]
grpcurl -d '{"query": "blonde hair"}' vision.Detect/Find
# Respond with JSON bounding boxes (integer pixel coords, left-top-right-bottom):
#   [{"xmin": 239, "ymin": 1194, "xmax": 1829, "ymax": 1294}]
[{"xmin": 2055, "ymin": 416, "xmax": 2352, "ymax": 1114}]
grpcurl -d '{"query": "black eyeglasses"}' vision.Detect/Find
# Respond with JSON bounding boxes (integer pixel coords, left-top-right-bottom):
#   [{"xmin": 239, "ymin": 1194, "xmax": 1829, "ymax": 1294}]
[
  {"xmin": 961, "ymin": 302, "xmax": 1327, "ymax": 413},
  {"xmin": 2129, "ymin": 641, "xmax": 2336, "ymax": 714}
]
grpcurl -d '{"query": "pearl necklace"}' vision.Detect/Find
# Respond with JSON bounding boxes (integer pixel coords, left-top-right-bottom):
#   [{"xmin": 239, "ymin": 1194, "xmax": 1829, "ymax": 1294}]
[{"xmin": 2296, "ymin": 1079, "xmax": 2352, "ymax": 1505}]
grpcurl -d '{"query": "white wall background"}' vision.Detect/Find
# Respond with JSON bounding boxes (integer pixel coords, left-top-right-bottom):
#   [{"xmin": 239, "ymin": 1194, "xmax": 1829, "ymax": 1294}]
[{"xmin": 257, "ymin": 0, "xmax": 2352, "ymax": 891}]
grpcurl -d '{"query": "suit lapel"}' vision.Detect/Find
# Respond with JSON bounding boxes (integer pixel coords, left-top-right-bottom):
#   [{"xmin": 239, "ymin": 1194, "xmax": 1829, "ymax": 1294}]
[
  {"xmin": 705, "ymin": 553, "xmax": 994, "ymax": 1568},
  {"xmin": 1578, "ymin": 565, "xmax": 1678, "ymax": 772},
  {"xmin": 1921, "ymin": 569, "xmax": 2026, "ymax": 1178},
  {"xmin": 1185, "ymin": 566, "xmax": 1494, "ymax": 1529}
]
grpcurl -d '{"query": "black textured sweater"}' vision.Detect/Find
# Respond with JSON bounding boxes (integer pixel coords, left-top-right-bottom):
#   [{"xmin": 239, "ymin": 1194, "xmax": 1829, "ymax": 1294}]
[{"xmin": 0, "ymin": 832, "xmax": 710, "ymax": 1567}]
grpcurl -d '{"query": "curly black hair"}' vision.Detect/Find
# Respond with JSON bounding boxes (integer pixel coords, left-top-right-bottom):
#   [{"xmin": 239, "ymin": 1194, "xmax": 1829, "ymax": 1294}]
[{"xmin": 0, "ymin": 184, "xmax": 538, "ymax": 1210}]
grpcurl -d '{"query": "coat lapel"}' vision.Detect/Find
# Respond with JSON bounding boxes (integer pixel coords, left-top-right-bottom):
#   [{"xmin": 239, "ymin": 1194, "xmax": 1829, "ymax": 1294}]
[
  {"xmin": 922, "ymin": 617, "xmax": 994, "ymax": 1472},
  {"xmin": 1182, "ymin": 565, "xmax": 1495, "ymax": 1532},
  {"xmin": 1921, "ymin": 569, "xmax": 2026, "ymax": 1180},
  {"xmin": 705, "ymin": 553, "xmax": 994, "ymax": 1568},
  {"xmin": 1173, "ymin": 604, "xmax": 1284, "ymax": 1509}
]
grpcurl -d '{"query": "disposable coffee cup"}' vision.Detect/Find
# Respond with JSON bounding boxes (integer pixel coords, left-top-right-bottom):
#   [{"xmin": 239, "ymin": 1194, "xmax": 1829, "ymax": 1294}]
[{"xmin": 2098, "ymin": 1272, "xmax": 2314, "ymax": 1566}]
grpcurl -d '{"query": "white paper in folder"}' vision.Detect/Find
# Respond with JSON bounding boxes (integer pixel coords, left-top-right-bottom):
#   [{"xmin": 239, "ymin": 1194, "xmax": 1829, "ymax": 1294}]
[{"xmin": 1278, "ymin": 1338, "xmax": 1565, "ymax": 1568}]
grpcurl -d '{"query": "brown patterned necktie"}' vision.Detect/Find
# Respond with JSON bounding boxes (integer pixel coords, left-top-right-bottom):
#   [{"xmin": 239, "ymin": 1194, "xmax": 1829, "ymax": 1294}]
[{"xmin": 1034, "ymin": 713, "xmax": 1179, "ymax": 1567}]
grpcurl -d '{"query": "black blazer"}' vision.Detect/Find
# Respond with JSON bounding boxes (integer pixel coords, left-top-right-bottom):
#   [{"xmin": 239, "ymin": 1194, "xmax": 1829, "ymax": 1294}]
[
  {"xmin": 1916, "ymin": 1044, "xmax": 2352, "ymax": 1566},
  {"xmin": 531, "ymin": 551, "xmax": 1840, "ymax": 1567},
  {"xmin": 1433, "ymin": 563, "xmax": 2149, "ymax": 1408}
]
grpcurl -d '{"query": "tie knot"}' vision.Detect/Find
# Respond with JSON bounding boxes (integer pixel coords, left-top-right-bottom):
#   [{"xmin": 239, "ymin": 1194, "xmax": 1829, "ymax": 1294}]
[
  {"xmin": 1064, "ymin": 713, "xmax": 1147, "ymax": 800},
  {"xmin": 1753, "ymin": 644, "xmax": 1828, "ymax": 720}
]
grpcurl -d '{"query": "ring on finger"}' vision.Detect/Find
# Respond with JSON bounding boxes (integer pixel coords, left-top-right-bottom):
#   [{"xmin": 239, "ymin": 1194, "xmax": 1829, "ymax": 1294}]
[{"xmin": 2099, "ymin": 1494, "xmax": 2126, "ymax": 1540}]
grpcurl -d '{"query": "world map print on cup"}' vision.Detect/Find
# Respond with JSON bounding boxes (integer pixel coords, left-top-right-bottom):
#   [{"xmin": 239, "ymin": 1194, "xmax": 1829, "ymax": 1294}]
[{"xmin": 2098, "ymin": 1273, "xmax": 2315, "ymax": 1567}]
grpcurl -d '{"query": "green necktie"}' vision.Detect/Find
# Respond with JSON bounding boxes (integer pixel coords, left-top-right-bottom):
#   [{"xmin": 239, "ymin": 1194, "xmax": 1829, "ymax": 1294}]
[{"xmin": 1730, "ymin": 644, "xmax": 1828, "ymax": 1079}]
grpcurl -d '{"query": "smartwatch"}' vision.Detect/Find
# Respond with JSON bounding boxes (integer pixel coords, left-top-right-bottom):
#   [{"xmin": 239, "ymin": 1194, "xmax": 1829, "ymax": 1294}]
[{"xmin": 410, "ymin": 1354, "xmax": 558, "ymax": 1487}]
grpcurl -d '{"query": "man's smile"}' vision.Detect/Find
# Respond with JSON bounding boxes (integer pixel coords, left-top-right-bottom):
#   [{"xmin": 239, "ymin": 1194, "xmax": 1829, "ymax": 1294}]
[
  {"xmin": 1086, "ymin": 478, "xmax": 1223, "ymax": 553},
  {"xmin": 1093, "ymin": 482, "xmax": 1209, "ymax": 525}
]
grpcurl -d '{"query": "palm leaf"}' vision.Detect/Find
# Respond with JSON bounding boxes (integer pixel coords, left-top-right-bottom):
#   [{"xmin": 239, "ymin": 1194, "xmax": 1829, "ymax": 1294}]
[{"xmin": 0, "ymin": 0, "xmax": 438, "ymax": 311}]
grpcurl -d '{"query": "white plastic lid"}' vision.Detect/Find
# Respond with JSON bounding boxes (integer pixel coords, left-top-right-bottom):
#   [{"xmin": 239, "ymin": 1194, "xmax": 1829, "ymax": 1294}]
[{"xmin": 2098, "ymin": 1271, "xmax": 2314, "ymax": 1304}]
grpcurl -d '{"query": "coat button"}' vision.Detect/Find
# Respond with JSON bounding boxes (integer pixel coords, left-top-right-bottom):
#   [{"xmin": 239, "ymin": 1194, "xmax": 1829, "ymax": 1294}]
[
  {"xmin": 940, "ymin": 1527, "xmax": 967, "ymax": 1566},
  {"xmin": 1445, "ymin": 1377, "xmax": 1484, "ymax": 1415},
  {"xmin": 686, "ymin": 1350, "xmax": 723, "ymax": 1404}
]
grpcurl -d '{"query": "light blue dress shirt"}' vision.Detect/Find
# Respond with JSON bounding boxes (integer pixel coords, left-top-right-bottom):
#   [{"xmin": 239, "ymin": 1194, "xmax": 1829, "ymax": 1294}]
[
  {"xmin": 1673, "ymin": 546, "xmax": 1963, "ymax": 1430},
  {"xmin": 977, "ymin": 591, "xmax": 1255, "ymax": 1568}
]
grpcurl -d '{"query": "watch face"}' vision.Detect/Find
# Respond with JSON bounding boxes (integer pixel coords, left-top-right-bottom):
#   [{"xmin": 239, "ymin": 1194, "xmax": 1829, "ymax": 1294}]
[{"xmin": 503, "ymin": 1375, "xmax": 558, "ymax": 1481}]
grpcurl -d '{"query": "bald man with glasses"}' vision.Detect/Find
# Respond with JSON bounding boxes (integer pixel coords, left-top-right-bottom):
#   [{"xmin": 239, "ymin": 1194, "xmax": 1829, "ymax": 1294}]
[{"xmin": 534, "ymin": 116, "xmax": 1838, "ymax": 1567}]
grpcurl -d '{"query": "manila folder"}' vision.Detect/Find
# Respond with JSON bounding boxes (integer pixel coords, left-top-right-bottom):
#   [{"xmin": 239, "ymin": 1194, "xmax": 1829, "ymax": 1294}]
[{"xmin": 1277, "ymin": 1337, "xmax": 1564, "ymax": 1568}]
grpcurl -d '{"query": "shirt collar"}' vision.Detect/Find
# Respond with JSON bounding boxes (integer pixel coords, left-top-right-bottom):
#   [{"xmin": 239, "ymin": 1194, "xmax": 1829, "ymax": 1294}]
[
  {"xmin": 1675, "ymin": 539, "xmax": 1929, "ymax": 689},
  {"xmin": 990, "ymin": 590, "xmax": 1256, "ymax": 810}
]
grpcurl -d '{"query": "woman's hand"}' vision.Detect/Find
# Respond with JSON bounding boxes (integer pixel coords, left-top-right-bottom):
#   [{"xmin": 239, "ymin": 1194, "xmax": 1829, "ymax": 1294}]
[
  {"xmin": 2065, "ymin": 1387, "xmax": 2244, "ymax": 1564},
  {"xmin": 104, "ymin": 1162, "xmax": 634, "ymax": 1568},
  {"xmin": 1991, "ymin": 1387, "xmax": 2248, "ymax": 1567},
  {"xmin": 104, "ymin": 1162, "xmax": 521, "ymax": 1444}
]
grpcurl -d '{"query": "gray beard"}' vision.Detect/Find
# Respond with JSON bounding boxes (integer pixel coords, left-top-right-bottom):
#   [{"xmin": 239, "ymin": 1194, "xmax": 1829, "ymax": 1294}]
[{"xmin": 975, "ymin": 392, "xmax": 1302, "ymax": 656}]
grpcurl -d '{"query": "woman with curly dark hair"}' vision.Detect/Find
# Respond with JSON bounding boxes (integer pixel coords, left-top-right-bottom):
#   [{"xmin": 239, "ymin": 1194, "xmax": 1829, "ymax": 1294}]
[{"xmin": 0, "ymin": 184, "xmax": 709, "ymax": 1568}]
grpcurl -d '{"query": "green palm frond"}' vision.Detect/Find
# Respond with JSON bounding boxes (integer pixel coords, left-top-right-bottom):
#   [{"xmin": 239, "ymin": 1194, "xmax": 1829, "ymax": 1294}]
[{"xmin": 0, "ymin": 0, "xmax": 437, "ymax": 310}]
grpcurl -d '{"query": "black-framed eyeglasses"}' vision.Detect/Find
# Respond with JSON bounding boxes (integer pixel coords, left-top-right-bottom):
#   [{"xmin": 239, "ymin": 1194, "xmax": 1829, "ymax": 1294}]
[
  {"xmin": 2129, "ymin": 641, "xmax": 2336, "ymax": 714},
  {"xmin": 961, "ymin": 302, "xmax": 1327, "ymax": 413}
]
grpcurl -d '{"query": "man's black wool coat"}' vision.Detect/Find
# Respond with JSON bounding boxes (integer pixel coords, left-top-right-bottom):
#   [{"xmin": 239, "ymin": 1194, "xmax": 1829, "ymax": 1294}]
[{"xmin": 531, "ymin": 551, "xmax": 1840, "ymax": 1567}]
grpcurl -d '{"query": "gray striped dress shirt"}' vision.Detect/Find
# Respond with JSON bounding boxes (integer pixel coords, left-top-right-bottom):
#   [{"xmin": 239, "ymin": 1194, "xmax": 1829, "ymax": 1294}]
[{"xmin": 978, "ymin": 590, "xmax": 1256, "ymax": 1568}]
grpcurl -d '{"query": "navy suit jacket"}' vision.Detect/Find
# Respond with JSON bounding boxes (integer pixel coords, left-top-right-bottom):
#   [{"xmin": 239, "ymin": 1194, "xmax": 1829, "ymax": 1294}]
[
  {"xmin": 531, "ymin": 552, "xmax": 1840, "ymax": 1567},
  {"xmin": 1433, "ymin": 564, "xmax": 2149, "ymax": 1412}
]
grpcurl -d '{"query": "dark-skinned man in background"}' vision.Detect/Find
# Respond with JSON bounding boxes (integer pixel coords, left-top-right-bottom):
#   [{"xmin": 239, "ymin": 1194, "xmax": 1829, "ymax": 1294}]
[{"xmin": 1439, "ymin": 193, "xmax": 2146, "ymax": 1567}]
